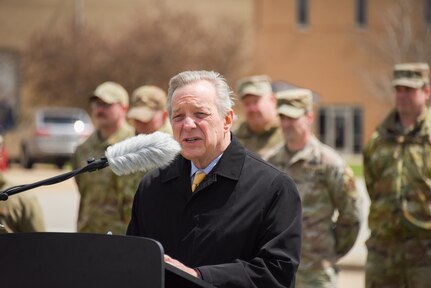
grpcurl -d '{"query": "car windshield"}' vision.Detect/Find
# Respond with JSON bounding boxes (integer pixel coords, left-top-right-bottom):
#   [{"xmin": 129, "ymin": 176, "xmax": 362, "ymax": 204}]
[{"xmin": 43, "ymin": 116, "xmax": 83, "ymax": 125}]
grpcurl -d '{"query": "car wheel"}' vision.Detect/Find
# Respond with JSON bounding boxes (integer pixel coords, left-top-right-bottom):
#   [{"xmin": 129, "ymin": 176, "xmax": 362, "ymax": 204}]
[
  {"xmin": 20, "ymin": 145, "xmax": 34, "ymax": 169},
  {"xmin": 55, "ymin": 159, "xmax": 65, "ymax": 169}
]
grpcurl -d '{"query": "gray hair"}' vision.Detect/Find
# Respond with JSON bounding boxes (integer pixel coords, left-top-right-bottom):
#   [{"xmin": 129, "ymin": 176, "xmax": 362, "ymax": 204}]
[{"xmin": 167, "ymin": 70, "xmax": 235, "ymax": 118}]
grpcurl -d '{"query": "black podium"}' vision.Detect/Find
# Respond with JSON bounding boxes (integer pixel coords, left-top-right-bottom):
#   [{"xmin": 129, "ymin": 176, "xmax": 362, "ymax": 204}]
[{"xmin": 0, "ymin": 233, "xmax": 214, "ymax": 288}]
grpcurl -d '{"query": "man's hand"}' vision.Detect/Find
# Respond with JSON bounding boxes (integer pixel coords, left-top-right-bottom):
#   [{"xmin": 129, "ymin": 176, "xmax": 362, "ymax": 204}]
[{"xmin": 164, "ymin": 254, "xmax": 199, "ymax": 278}]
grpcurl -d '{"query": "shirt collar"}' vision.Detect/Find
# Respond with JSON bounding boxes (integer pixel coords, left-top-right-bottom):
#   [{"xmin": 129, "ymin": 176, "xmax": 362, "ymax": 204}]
[{"xmin": 190, "ymin": 153, "xmax": 223, "ymax": 178}]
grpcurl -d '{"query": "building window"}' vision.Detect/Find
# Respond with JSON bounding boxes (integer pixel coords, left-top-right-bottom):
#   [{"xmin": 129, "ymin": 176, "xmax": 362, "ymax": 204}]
[
  {"xmin": 353, "ymin": 108, "xmax": 363, "ymax": 153},
  {"xmin": 335, "ymin": 114, "xmax": 345, "ymax": 149},
  {"xmin": 317, "ymin": 106, "xmax": 363, "ymax": 154},
  {"xmin": 356, "ymin": 0, "xmax": 367, "ymax": 27},
  {"xmin": 425, "ymin": 0, "xmax": 431, "ymax": 24},
  {"xmin": 297, "ymin": 0, "xmax": 308, "ymax": 26}
]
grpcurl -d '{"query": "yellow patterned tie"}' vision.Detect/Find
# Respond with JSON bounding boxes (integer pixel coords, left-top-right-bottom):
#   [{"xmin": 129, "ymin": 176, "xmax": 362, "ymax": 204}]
[{"xmin": 191, "ymin": 171, "xmax": 206, "ymax": 192}]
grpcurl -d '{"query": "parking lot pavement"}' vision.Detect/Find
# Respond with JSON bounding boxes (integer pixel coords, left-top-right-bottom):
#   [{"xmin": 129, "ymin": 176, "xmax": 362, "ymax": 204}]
[
  {"xmin": 3, "ymin": 165, "xmax": 368, "ymax": 287},
  {"xmin": 337, "ymin": 178, "xmax": 368, "ymax": 288},
  {"xmin": 3, "ymin": 164, "xmax": 80, "ymax": 232},
  {"xmin": 339, "ymin": 268, "xmax": 365, "ymax": 288}
]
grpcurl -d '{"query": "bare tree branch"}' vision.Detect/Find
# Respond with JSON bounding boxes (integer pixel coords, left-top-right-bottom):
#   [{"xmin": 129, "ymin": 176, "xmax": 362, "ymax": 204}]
[
  {"xmin": 21, "ymin": 6, "xmax": 251, "ymax": 117},
  {"xmin": 359, "ymin": 0, "xmax": 431, "ymax": 103}
]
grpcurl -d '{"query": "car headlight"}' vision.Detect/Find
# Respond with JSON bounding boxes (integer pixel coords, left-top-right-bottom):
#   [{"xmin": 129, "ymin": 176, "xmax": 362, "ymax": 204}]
[{"xmin": 74, "ymin": 120, "xmax": 85, "ymax": 133}]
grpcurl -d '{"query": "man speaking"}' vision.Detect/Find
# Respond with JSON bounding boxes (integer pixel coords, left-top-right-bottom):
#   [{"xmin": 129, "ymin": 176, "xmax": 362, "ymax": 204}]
[{"xmin": 127, "ymin": 70, "xmax": 302, "ymax": 287}]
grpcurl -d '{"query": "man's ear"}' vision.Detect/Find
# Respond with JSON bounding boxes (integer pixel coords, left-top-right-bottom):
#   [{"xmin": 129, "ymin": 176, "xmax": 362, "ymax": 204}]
[
  {"xmin": 306, "ymin": 111, "xmax": 315, "ymax": 125},
  {"xmin": 423, "ymin": 85, "xmax": 431, "ymax": 100},
  {"xmin": 224, "ymin": 110, "xmax": 234, "ymax": 132},
  {"xmin": 162, "ymin": 111, "xmax": 169, "ymax": 123},
  {"xmin": 270, "ymin": 93, "xmax": 277, "ymax": 105}
]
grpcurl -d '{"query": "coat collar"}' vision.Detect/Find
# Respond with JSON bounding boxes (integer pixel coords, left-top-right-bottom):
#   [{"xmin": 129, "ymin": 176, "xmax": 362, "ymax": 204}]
[
  {"xmin": 286, "ymin": 135, "xmax": 320, "ymax": 165},
  {"xmin": 379, "ymin": 108, "xmax": 431, "ymax": 137},
  {"xmin": 235, "ymin": 119, "xmax": 280, "ymax": 138},
  {"xmin": 377, "ymin": 108, "xmax": 431, "ymax": 144},
  {"xmin": 160, "ymin": 135, "xmax": 245, "ymax": 183}
]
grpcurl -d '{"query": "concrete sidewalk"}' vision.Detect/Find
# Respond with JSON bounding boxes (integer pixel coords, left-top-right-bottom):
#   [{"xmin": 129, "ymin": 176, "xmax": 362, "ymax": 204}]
[
  {"xmin": 339, "ymin": 179, "xmax": 369, "ymax": 266},
  {"xmin": 337, "ymin": 179, "xmax": 368, "ymax": 288}
]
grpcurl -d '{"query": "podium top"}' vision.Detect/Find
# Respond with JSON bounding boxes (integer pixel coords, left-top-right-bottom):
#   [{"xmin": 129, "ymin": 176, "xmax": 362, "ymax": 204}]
[
  {"xmin": 165, "ymin": 263, "xmax": 215, "ymax": 288},
  {"xmin": 0, "ymin": 232, "xmax": 214, "ymax": 288}
]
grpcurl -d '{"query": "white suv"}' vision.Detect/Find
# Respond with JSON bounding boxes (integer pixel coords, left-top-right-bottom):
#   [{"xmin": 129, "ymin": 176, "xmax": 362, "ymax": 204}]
[{"xmin": 11, "ymin": 107, "xmax": 94, "ymax": 169}]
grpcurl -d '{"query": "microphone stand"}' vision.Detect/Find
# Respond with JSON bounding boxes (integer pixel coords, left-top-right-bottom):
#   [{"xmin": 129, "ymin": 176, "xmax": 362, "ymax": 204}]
[{"xmin": 0, "ymin": 157, "xmax": 109, "ymax": 201}]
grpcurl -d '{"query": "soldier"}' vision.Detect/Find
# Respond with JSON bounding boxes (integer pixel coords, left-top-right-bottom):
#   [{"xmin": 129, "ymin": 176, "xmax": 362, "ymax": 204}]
[
  {"xmin": 71, "ymin": 81, "xmax": 134, "ymax": 234},
  {"xmin": 265, "ymin": 88, "xmax": 361, "ymax": 287},
  {"xmin": 363, "ymin": 63, "xmax": 431, "ymax": 288},
  {"xmin": 126, "ymin": 85, "xmax": 173, "ymax": 202},
  {"xmin": 233, "ymin": 75, "xmax": 283, "ymax": 156},
  {"xmin": 0, "ymin": 172, "xmax": 45, "ymax": 233},
  {"xmin": 127, "ymin": 85, "xmax": 172, "ymax": 135}
]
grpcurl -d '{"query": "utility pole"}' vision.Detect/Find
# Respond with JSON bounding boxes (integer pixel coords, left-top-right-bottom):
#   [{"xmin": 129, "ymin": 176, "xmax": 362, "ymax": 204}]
[
  {"xmin": 74, "ymin": 0, "xmax": 84, "ymax": 37},
  {"xmin": 73, "ymin": 0, "xmax": 84, "ymax": 100}
]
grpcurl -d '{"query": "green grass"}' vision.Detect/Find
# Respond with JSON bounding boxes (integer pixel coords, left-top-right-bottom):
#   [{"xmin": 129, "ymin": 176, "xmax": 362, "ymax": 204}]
[{"xmin": 349, "ymin": 163, "xmax": 363, "ymax": 177}]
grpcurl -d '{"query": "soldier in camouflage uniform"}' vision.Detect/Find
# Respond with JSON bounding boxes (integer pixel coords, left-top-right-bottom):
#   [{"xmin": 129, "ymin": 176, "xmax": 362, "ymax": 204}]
[
  {"xmin": 363, "ymin": 63, "xmax": 431, "ymax": 288},
  {"xmin": 127, "ymin": 85, "xmax": 172, "ymax": 135},
  {"xmin": 71, "ymin": 81, "xmax": 134, "ymax": 234},
  {"xmin": 126, "ymin": 85, "xmax": 173, "ymax": 201},
  {"xmin": 233, "ymin": 75, "xmax": 283, "ymax": 157},
  {"xmin": 265, "ymin": 88, "xmax": 361, "ymax": 288},
  {"xmin": 0, "ymin": 171, "xmax": 45, "ymax": 233}
]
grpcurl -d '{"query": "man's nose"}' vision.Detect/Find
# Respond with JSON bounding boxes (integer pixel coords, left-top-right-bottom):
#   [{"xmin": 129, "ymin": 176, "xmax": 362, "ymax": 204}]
[
  {"xmin": 183, "ymin": 116, "xmax": 197, "ymax": 129},
  {"xmin": 246, "ymin": 104, "xmax": 258, "ymax": 113},
  {"xmin": 281, "ymin": 119, "xmax": 294, "ymax": 127}
]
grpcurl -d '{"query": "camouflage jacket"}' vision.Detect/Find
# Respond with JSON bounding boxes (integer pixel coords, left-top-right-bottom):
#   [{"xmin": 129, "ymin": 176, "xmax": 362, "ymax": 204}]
[
  {"xmin": 125, "ymin": 127, "xmax": 174, "ymax": 207},
  {"xmin": 233, "ymin": 120, "xmax": 283, "ymax": 157},
  {"xmin": 71, "ymin": 122, "xmax": 135, "ymax": 234},
  {"xmin": 266, "ymin": 136, "xmax": 360, "ymax": 270},
  {"xmin": 363, "ymin": 108, "xmax": 431, "ymax": 244},
  {"xmin": 0, "ymin": 173, "xmax": 46, "ymax": 233}
]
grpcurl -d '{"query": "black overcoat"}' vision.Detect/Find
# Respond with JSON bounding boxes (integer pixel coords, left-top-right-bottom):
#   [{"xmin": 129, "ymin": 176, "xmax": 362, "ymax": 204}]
[{"xmin": 127, "ymin": 137, "xmax": 302, "ymax": 288}]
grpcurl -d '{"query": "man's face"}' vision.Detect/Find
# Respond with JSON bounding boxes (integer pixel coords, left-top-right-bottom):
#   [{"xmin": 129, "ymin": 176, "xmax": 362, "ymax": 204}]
[
  {"xmin": 395, "ymin": 85, "xmax": 430, "ymax": 117},
  {"xmin": 241, "ymin": 93, "xmax": 277, "ymax": 132},
  {"xmin": 90, "ymin": 99, "xmax": 126, "ymax": 129},
  {"xmin": 170, "ymin": 80, "xmax": 233, "ymax": 168},
  {"xmin": 279, "ymin": 113, "xmax": 312, "ymax": 142},
  {"xmin": 132, "ymin": 110, "xmax": 167, "ymax": 134}
]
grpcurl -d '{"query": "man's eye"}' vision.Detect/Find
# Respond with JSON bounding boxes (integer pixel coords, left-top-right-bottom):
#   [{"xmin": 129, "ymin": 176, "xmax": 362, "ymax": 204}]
[
  {"xmin": 196, "ymin": 113, "xmax": 208, "ymax": 119},
  {"xmin": 172, "ymin": 115, "xmax": 184, "ymax": 122}
]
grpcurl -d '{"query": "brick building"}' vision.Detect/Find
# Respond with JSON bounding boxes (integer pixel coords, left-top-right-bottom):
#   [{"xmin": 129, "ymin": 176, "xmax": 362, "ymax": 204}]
[{"xmin": 0, "ymin": 0, "xmax": 429, "ymax": 154}]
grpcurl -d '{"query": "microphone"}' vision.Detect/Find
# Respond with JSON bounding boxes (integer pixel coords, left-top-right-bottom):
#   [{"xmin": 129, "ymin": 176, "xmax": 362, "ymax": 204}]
[
  {"xmin": 0, "ymin": 132, "xmax": 180, "ymax": 201},
  {"xmin": 105, "ymin": 131, "xmax": 181, "ymax": 176}
]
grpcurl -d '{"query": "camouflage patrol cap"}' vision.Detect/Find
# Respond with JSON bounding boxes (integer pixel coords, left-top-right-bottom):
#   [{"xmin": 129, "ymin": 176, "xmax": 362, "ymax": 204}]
[
  {"xmin": 90, "ymin": 81, "xmax": 129, "ymax": 106},
  {"xmin": 392, "ymin": 62, "xmax": 430, "ymax": 89},
  {"xmin": 236, "ymin": 75, "xmax": 272, "ymax": 99},
  {"xmin": 276, "ymin": 88, "xmax": 313, "ymax": 118},
  {"xmin": 127, "ymin": 85, "xmax": 167, "ymax": 122}
]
